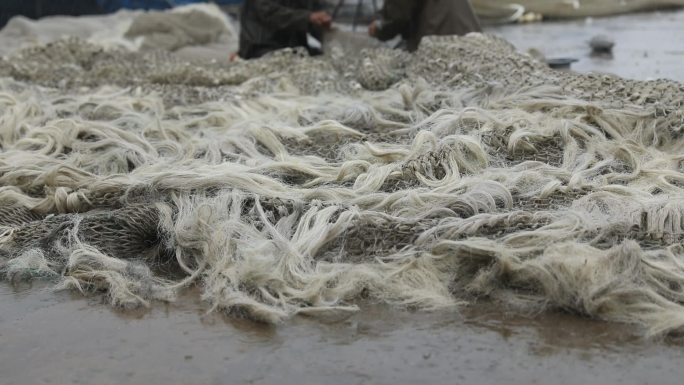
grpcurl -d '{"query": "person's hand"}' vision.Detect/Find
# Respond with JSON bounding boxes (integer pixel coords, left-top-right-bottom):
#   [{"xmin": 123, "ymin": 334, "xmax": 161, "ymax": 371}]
[
  {"xmin": 309, "ymin": 11, "xmax": 332, "ymax": 30},
  {"xmin": 368, "ymin": 20, "xmax": 378, "ymax": 37}
]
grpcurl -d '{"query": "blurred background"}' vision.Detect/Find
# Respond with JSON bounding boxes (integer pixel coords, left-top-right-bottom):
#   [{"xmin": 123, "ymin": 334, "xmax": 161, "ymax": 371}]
[{"xmin": 5, "ymin": 0, "xmax": 684, "ymax": 28}]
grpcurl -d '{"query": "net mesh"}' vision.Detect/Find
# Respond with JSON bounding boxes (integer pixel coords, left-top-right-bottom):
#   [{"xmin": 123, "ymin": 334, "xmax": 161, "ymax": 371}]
[{"xmin": 1, "ymin": 34, "xmax": 684, "ymax": 334}]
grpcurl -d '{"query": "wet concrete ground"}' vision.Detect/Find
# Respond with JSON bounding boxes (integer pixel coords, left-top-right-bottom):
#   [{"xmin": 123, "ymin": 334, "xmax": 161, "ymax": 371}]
[
  {"xmin": 488, "ymin": 10, "xmax": 684, "ymax": 82},
  {"xmin": 3, "ymin": 10, "xmax": 684, "ymax": 385},
  {"xmin": 2, "ymin": 282, "xmax": 683, "ymax": 385}
]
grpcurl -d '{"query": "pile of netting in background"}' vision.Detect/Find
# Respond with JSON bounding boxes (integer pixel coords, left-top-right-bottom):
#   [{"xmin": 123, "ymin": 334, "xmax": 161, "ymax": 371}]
[{"xmin": 1, "ymin": 34, "xmax": 684, "ymax": 336}]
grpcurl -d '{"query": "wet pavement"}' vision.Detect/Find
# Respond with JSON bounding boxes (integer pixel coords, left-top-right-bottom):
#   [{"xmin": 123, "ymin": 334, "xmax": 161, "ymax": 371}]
[
  {"xmin": 1, "ymin": 282, "xmax": 683, "ymax": 385},
  {"xmin": 488, "ymin": 10, "xmax": 684, "ymax": 82}
]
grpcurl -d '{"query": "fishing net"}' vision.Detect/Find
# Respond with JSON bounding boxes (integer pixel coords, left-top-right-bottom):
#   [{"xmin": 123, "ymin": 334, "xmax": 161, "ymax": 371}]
[{"xmin": 1, "ymin": 33, "xmax": 684, "ymax": 335}]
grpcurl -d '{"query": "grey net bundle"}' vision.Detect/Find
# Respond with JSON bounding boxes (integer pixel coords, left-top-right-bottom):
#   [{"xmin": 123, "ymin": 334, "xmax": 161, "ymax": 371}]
[{"xmin": 1, "ymin": 34, "xmax": 684, "ymax": 335}]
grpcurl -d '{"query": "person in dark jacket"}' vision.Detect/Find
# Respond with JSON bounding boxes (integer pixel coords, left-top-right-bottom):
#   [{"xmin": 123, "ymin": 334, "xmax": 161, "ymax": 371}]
[
  {"xmin": 239, "ymin": 0, "xmax": 332, "ymax": 59},
  {"xmin": 368, "ymin": 0, "xmax": 482, "ymax": 52},
  {"xmin": 0, "ymin": 0, "xmax": 102, "ymax": 29}
]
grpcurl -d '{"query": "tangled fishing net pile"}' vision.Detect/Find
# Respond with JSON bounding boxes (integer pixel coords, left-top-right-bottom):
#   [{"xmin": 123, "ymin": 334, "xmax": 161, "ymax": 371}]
[{"xmin": 1, "ymin": 32, "xmax": 684, "ymax": 336}]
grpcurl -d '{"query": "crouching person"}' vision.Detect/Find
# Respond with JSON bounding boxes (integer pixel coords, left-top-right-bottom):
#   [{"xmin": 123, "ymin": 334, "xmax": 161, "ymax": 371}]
[
  {"xmin": 368, "ymin": 0, "xmax": 482, "ymax": 52},
  {"xmin": 239, "ymin": 0, "xmax": 332, "ymax": 59}
]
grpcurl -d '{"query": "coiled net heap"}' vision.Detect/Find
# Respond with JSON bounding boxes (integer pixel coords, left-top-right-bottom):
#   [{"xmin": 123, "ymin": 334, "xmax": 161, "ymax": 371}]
[{"xmin": 1, "ymin": 34, "xmax": 684, "ymax": 336}]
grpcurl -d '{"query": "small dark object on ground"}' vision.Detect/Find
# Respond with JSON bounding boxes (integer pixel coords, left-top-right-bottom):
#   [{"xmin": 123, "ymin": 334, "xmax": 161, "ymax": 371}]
[
  {"xmin": 547, "ymin": 57, "xmax": 578, "ymax": 69},
  {"xmin": 590, "ymin": 34, "xmax": 615, "ymax": 53}
]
